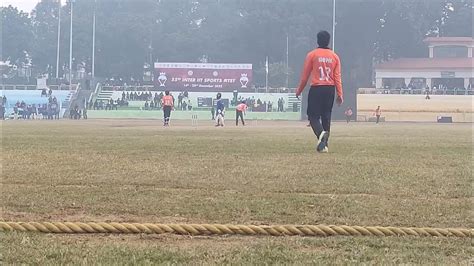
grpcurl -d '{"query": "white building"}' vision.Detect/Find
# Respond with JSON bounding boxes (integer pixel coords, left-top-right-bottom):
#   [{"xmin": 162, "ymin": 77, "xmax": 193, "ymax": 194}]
[{"xmin": 375, "ymin": 37, "xmax": 473, "ymax": 92}]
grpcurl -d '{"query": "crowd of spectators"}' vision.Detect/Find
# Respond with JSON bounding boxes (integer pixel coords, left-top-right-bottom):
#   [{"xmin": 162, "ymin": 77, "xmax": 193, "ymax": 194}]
[
  {"xmin": 122, "ymin": 91, "xmax": 157, "ymax": 101},
  {"xmin": 381, "ymin": 83, "xmax": 473, "ymax": 95},
  {"xmin": 91, "ymin": 98, "xmax": 129, "ymax": 110},
  {"xmin": 0, "ymin": 95, "xmax": 61, "ymax": 120},
  {"xmin": 103, "ymin": 77, "xmax": 142, "ymax": 87},
  {"xmin": 237, "ymin": 96, "xmax": 280, "ymax": 112},
  {"xmin": 40, "ymin": 88, "xmax": 53, "ymax": 97},
  {"xmin": 69, "ymin": 105, "xmax": 87, "ymax": 120}
]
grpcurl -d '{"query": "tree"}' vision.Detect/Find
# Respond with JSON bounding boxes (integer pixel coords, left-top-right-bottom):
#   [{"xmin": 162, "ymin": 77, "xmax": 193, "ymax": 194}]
[
  {"xmin": 254, "ymin": 61, "xmax": 294, "ymax": 88},
  {"xmin": 1, "ymin": 0, "xmax": 472, "ymax": 84},
  {"xmin": 1, "ymin": 6, "xmax": 34, "ymax": 64},
  {"xmin": 31, "ymin": 0, "xmax": 61, "ymax": 74}
]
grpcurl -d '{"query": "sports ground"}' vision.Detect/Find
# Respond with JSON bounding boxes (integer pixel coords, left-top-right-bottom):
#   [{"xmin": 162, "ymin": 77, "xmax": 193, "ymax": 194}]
[{"xmin": 1, "ymin": 120, "xmax": 472, "ymax": 264}]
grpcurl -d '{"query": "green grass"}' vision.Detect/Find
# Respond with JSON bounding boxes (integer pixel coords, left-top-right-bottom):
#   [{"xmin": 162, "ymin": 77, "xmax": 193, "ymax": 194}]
[
  {"xmin": 88, "ymin": 109, "xmax": 301, "ymax": 120},
  {"xmin": 1, "ymin": 120, "xmax": 472, "ymax": 264}
]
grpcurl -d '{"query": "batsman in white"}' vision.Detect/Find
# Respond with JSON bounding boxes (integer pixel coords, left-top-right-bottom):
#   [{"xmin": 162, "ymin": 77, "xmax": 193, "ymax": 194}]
[{"xmin": 215, "ymin": 92, "xmax": 225, "ymax": 127}]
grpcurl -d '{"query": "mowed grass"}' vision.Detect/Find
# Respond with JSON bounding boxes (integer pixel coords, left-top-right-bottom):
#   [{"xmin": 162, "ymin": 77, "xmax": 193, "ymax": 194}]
[{"xmin": 1, "ymin": 120, "xmax": 472, "ymax": 264}]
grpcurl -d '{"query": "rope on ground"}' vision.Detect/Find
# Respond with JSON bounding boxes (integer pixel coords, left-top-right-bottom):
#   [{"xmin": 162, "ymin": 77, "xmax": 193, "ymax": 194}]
[{"xmin": 0, "ymin": 222, "xmax": 472, "ymax": 237}]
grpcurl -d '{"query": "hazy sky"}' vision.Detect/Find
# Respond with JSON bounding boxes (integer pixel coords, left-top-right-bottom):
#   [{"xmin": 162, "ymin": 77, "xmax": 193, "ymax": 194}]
[{"xmin": 2, "ymin": 0, "xmax": 41, "ymax": 13}]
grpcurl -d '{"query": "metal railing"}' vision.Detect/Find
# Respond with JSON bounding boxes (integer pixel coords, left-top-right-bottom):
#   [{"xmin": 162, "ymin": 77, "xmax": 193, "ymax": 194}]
[
  {"xmin": 358, "ymin": 88, "xmax": 474, "ymax": 95},
  {"xmin": 100, "ymin": 85, "xmax": 297, "ymax": 94},
  {"xmin": 0, "ymin": 84, "xmax": 74, "ymax": 91}
]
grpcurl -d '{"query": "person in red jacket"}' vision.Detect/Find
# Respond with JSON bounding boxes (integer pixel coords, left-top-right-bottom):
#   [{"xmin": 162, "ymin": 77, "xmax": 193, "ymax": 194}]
[
  {"xmin": 235, "ymin": 100, "xmax": 247, "ymax": 126},
  {"xmin": 161, "ymin": 91, "xmax": 174, "ymax": 126},
  {"xmin": 296, "ymin": 30, "xmax": 343, "ymax": 153}
]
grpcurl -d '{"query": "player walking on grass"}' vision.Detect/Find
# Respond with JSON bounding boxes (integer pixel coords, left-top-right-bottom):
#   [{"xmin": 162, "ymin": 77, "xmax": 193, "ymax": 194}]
[
  {"xmin": 162, "ymin": 91, "xmax": 174, "ymax": 126},
  {"xmin": 236, "ymin": 100, "xmax": 247, "ymax": 126},
  {"xmin": 215, "ymin": 93, "xmax": 225, "ymax": 127},
  {"xmin": 374, "ymin": 106, "xmax": 382, "ymax": 124},
  {"xmin": 296, "ymin": 30, "xmax": 343, "ymax": 153}
]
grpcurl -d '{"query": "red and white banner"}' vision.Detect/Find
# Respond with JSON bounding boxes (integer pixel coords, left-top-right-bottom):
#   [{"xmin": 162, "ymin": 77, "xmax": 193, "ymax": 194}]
[{"xmin": 154, "ymin": 63, "xmax": 252, "ymax": 91}]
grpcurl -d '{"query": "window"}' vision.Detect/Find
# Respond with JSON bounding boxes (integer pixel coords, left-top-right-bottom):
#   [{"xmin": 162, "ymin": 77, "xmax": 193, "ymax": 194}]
[{"xmin": 433, "ymin": 45, "xmax": 468, "ymax": 58}]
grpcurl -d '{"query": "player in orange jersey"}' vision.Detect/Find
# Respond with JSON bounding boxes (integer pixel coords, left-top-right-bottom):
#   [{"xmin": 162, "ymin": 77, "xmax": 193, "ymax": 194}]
[
  {"xmin": 296, "ymin": 30, "xmax": 343, "ymax": 153},
  {"xmin": 161, "ymin": 91, "xmax": 174, "ymax": 126}
]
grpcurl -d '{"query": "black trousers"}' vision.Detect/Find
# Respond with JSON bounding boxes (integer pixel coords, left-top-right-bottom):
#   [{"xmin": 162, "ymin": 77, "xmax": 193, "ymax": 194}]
[
  {"xmin": 307, "ymin": 85, "xmax": 335, "ymax": 141},
  {"xmin": 163, "ymin": 106, "xmax": 172, "ymax": 124},
  {"xmin": 236, "ymin": 110, "xmax": 244, "ymax": 125}
]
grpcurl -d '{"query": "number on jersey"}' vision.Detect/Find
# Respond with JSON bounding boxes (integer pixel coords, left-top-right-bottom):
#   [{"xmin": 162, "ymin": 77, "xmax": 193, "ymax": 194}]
[{"xmin": 319, "ymin": 66, "xmax": 331, "ymax": 81}]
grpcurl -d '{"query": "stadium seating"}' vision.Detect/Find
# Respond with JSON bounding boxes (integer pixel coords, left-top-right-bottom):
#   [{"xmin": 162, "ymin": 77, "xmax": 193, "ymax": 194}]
[{"xmin": 1, "ymin": 90, "xmax": 73, "ymax": 113}]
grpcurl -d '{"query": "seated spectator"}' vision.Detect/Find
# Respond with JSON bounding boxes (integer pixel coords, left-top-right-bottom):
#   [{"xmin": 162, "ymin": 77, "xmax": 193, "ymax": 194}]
[
  {"xmin": 69, "ymin": 107, "xmax": 75, "ymax": 119},
  {"xmin": 73, "ymin": 105, "xmax": 80, "ymax": 119},
  {"xmin": 112, "ymin": 100, "xmax": 118, "ymax": 110}
]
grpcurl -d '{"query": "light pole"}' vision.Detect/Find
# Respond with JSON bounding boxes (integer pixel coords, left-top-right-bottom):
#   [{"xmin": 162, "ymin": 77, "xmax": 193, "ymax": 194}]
[
  {"xmin": 265, "ymin": 56, "xmax": 269, "ymax": 93},
  {"xmin": 69, "ymin": 0, "xmax": 74, "ymax": 90},
  {"xmin": 332, "ymin": 0, "xmax": 336, "ymax": 51},
  {"xmin": 286, "ymin": 33, "xmax": 289, "ymax": 89},
  {"xmin": 92, "ymin": 0, "xmax": 96, "ymax": 79},
  {"xmin": 55, "ymin": 0, "xmax": 61, "ymax": 79}
]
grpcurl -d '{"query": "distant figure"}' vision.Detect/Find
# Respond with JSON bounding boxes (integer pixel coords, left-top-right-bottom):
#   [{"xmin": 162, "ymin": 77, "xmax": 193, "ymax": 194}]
[
  {"xmin": 48, "ymin": 87, "xmax": 53, "ymax": 96},
  {"xmin": 425, "ymin": 89, "xmax": 431, "ymax": 100},
  {"xmin": 178, "ymin": 92, "xmax": 183, "ymax": 109},
  {"xmin": 296, "ymin": 30, "xmax": 343, "ymax": 153},
  {"xmin": 161, "ymin": 91, "xmax": 174, "ymax": 126},
  {"xmin": 187, "ymin": 100, "xmax": 192, "ymax": 111},
  {"xmin": 51, "ymin": 101, "xmax": 59, "ymax": 120},
  {"xmin": 215, "ymin": 92, "xmax": 225, "ymax": 127},
  {"xmin": 344, "ymin": 107, "xmax": 353, "ymax": 123},
  {"xmin": 211, "ymin": 106, "xmax": 215, "ymax": 120},
  {"xmin": 0, "ymin": 102, "xmax": 4, "ymax": 120},
  {"xmin": 278, "ymin": 97, "xmax": 285, "ymax": 112},
  {"xmin": 73, "ymin": 105, "xmax": 80, "ymax": 119},
  {"xmin": 236, "ymin": 101, "xmax": 247, "ymax": 126},
  {"xmin": 112, "ymin": 99, "xmax": 118, "ymax": 110},
  {"xmin": 374, "ymin": 106, "xmax": 382, "ymax": 124}
]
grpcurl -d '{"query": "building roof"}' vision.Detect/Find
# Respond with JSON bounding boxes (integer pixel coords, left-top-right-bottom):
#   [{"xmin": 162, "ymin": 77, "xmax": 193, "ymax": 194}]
[
  {"xmin": 375, "ymin": 58, "xmax": 474, "ymax": 70},
  {"xmin": 424, "ymin": 37, "xmax": 474, "ymax": 46}
]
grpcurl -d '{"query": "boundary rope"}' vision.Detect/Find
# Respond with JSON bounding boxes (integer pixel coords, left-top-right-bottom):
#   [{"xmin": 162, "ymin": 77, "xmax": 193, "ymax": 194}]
[{"xmin": 1, "ymin": 222, "xmax": 472, "ymax": 237}]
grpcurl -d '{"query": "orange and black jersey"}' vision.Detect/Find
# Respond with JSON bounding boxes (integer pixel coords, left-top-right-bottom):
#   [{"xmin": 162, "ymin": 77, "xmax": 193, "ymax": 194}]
[{"xmin": 296, "ymin": 47, "xmax": 343, "ymax": 98}]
